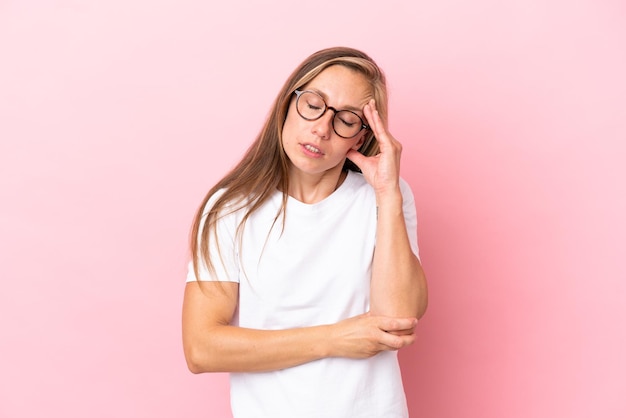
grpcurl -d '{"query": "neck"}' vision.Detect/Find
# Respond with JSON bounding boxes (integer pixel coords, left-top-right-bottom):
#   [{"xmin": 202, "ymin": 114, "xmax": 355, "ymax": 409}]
[{"xmin": 287, "ymin": 168, "xmax": 347, "ymax": 204}]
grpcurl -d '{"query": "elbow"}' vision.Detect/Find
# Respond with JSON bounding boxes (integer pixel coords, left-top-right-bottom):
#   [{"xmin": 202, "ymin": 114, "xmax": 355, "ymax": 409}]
[
  {"xmin": 186, "ymin": 357, "xmax": 205, "ymax": 375},
  {"xmin": 416, "ymin": 293, "xmax": 428, "ymax": 320},
  {"xmin": 184, "ymin": 343, "xmax": 219, "ymax": 374},
  {"xmin": 184, "ymin": 347, "xmax": 207, "ymax": 374},
  {"xmin": 415, "ymin": 269, "xmax": 429, "ymax": 320},
  {"xmin": 182, "ymin": 323, "xmax": 231, "ymax": 374}
]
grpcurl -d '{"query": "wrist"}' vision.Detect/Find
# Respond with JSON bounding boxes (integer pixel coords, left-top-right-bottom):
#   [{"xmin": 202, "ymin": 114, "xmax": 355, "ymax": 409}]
[{"xmin": 375, "ymin": 186, "xmax": 402, "ymax": 206}]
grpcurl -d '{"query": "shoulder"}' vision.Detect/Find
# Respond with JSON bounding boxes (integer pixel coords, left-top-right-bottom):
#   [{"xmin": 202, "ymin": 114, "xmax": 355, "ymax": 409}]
[
  {"xmin": 398, "ymin": 177, "xmax": 415, "ymax": 203},
  {"xmin": 345, "ymin": 171, "xmax": 414, "ymax": 200},
  {"xmin": 202, "ymin": 187, "xmax": 256, "ymax": 218},
  {"xmin": 203, "ymin": 188, "xmax": 227, "ymax": 211}
]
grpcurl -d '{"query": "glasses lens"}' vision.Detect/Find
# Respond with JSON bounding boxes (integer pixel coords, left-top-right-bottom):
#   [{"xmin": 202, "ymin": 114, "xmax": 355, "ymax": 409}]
[
  {"xmin": 296, "ymin": 91, "xmax": 325, "ymax": 120},
  {"xmin": 334, "ymin": 111, "xmax": 362, "ymax": 138}
]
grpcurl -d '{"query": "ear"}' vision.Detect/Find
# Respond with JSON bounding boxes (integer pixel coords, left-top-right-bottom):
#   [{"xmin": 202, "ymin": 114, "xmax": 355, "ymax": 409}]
[{"xmin": 351, "ymin": 133, "xmax": 366, "ymax": 150}]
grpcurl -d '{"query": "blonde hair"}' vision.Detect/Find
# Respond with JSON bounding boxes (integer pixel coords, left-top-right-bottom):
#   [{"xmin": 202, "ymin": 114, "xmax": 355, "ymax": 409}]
[{"xmin": 191, "ymin": 46, "xmax": 388, "ymax": 278}]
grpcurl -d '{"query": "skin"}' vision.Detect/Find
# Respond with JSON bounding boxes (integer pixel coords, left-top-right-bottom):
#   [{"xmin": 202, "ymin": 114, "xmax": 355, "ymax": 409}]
[
  {"xmin": 345, "ymin": 71, "xmax": 428, "ymax": 320},
  {"xmin": 281, "ymin": 65, "xmax": 370, "ymax": 203},
  {"xmin": 182, "ymin": 65, "xmax": 428, "ymax": 374}
]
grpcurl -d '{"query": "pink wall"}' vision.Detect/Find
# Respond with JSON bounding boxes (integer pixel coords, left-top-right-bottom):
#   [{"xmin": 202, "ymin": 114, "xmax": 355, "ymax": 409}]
[{"xmin": 1, "ymin": 1, "xmax": 624, "ymax": 417}]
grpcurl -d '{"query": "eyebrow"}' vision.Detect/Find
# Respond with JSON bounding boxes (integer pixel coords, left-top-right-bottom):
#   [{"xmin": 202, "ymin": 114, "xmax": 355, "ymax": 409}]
[{"xmin": 309, "ymin": 88, "xmax": 366, "ymax": 114}]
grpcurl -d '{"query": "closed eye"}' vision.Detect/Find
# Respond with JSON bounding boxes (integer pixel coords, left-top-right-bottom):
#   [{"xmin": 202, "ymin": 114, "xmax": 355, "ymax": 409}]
[{"xmin": 338, "ymin": 117, "xmax": 357, "ymax": 127}]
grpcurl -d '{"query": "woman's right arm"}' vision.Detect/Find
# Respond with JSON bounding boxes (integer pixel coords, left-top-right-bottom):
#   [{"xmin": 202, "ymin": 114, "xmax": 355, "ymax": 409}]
[{"xmin": 182, "ymin": 281, "xmax": 418, "ymax": 374}]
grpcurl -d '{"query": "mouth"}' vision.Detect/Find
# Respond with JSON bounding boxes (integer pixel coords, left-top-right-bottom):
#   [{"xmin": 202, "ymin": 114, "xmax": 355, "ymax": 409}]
[{"xmin": 302, "ymin": 143, "xmax": 324, "ymax": 155}]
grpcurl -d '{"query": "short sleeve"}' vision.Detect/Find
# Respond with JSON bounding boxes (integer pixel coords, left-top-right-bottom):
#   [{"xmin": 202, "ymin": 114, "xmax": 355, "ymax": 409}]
[
  {"xmin": 399, "ymin": 177, "xmax": 420, "ymax": 259},
  {"xmin": 186, "ymin": 190, "xmax": 241, "ymax": 283}
]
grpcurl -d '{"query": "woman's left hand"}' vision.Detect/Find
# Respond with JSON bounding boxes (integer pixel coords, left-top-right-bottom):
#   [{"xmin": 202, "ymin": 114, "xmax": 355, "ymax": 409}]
[{"xmin": 346, "ymin": 99, "xmax": 402, "ymax": 196}]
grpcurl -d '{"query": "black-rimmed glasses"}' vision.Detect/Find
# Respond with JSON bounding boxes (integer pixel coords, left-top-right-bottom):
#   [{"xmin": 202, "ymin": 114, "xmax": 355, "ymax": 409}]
[{"xmin": 294, "ymin": 90, "xmax": 369, "ymax": 139}]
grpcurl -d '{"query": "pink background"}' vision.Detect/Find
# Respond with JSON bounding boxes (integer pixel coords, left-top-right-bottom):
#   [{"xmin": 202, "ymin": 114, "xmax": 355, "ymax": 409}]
[{"xmin": 1, "ymin": 1, "xmax": 625, "ymax": 417}]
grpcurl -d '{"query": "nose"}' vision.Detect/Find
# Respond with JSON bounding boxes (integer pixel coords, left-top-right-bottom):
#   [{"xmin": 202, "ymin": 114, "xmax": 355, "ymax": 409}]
[{"xmin": 310, "ymin": 108, "xmax": 335, "ymax": 140}]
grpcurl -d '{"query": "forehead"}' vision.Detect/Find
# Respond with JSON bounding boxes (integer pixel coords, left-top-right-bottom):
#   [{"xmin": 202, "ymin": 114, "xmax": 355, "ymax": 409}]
[{"xmin": 303, "ymin": 65, "xmax": 372, "ymax": 110}]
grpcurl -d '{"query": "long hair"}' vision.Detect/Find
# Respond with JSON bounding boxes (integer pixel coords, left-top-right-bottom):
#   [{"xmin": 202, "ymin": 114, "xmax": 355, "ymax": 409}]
[{"xmin": 191, "ymin": 46, "xmax": 389, "ymax": 278}]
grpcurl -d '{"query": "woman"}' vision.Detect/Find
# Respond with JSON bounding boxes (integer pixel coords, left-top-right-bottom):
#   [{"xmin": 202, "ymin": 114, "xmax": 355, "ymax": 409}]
[{"xmin": 182, "ymin": 46, "xmax": 428, "ymax": 418}]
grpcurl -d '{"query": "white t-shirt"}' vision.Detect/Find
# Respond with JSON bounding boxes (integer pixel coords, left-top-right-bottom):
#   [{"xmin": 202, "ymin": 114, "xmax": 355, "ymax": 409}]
[{"xmin": 187, "ymin": 170, "xmax": 420, "ymax": 418}]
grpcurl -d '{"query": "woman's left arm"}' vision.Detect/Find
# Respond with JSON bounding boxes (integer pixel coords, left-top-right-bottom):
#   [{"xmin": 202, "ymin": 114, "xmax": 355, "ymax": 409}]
[
  {"xmin": 347, "ymin": 99, "xmax": 428, "ymax": 319},
  {"xmin": 369, "ymin": 182, "xmax": 428, "ymax": 319}
]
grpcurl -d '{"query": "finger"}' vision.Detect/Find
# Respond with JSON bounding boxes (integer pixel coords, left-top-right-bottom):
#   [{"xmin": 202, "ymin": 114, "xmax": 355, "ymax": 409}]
[
  {"xmin": 387, "ymin": 328, "xmax": 415, "ymax": 336},
  {"xmin": 379, "ymin": 331, "xmax": 416, "ymax": 350},
  {"xmin": 346, "ymin": 149, "xmax": 364, "ymax": 165},
  {"xmin": 346, "ymin": 148, "xmax": 373, "ymax": 171},
  {"xmin": 364, "ymin": 100, "xmax": 387, "ymax": 144},
  {"xmin": 378, "ymin": 317, "xmax": 418, "ymax": 333}
]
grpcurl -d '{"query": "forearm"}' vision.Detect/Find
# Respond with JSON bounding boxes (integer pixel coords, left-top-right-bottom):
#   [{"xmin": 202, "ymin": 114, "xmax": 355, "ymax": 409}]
[
  {"xmin": 370, "ymin": 190, "xmax": 428, "ymax": 319},
  {"xmin": 185, "ymin": 323, "xmax": 332, "ymax": 373},
  {"xmin": 183, "ymin": 312, "xmax": 419, "ymax": 374}
]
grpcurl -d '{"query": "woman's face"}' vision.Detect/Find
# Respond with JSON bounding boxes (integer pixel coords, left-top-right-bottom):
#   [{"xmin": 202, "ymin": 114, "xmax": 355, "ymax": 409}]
[{"xmin": 282, "ymin": 65, "xmax": 372, "ymax": 178}]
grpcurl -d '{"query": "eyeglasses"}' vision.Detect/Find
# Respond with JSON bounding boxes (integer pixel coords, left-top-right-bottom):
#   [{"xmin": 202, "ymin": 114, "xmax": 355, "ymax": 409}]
[{"xmin": 293, "ymin": 90, "xmax": 369, "ymax": 139}]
